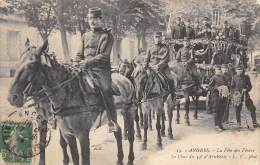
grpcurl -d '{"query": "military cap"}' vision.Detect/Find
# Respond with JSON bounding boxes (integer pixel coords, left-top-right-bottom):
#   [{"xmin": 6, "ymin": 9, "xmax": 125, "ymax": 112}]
[
  {"xmin": 154, "ymin": 31, "xmax": 163, "ymax": 37},
  {"xmin": 88, "ymin": 7, "xmax": 102, "ymax": 18}
]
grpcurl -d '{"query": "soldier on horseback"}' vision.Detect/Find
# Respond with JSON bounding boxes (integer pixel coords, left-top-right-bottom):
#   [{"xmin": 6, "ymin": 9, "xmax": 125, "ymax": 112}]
[
  {"xmin": 144, "ymin": 32, "xmax": 172, "ymax": 93},
  {"xmin": 76, "ymin": 7, "xmax": 119, "ymax": 133},
  {"xmin": 176, "ymin": 37, "xmax": 199, "ymax": 86}
]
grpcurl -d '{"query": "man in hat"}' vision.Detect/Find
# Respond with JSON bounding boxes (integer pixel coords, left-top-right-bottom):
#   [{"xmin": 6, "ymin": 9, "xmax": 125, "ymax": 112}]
[
  {"xmin": 145, "ymin": 32, "xmax": 169, "ymax": 72},
  {"xmin": 143, "ymin": 31, "xmax": 172, "ymax": 93},
  {"xmin": 208, "ymin": 65, "xmax": 229, "ymax": 131},
  {"xmin": 231, "ymin": 66, "xmax": 259, "ymax": 128},
  {"xmin": 172, "ymin": 17, "xmax": 186, "ymax": 39},
  {"xmin": 77, "ymin": 7, "xmax": 119, "ymax": 132},
  {"xmin": 222, "ymin": 20, "xmax": 230, "ymax": 39},
  {"xmin": 198, "ymin": 17, "xmax": 211, "ymax": 39},
  {"xmin": 176, "ymin": 37, "xmax": 199, "ymax": 85},
  {"xmin": 186, "ymin": 19, "xmax": 195, "ymax": 39}
]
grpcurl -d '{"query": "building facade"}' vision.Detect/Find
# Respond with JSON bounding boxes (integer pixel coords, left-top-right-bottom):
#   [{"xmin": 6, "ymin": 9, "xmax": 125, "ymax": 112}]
[
  {"xmin": 0, "ymin": 14, "xmax": 138, "ymax": 77},
  {"xmin": 0, "ymin": 14, "xmax": 82, "ymax": 77}
]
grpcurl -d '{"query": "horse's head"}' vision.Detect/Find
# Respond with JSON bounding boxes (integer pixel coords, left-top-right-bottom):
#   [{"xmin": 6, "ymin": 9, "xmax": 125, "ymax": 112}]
[
  {"xmin": 133, "ymin": 67, "xmax": 148, "ymax": 100},
  {"xmin": 118, "ymin": 60, "xmax": 134, "ymax": 78},
  {"xmin": 8, "ymin": 39, "xmax": 49, "ymax": 107}
]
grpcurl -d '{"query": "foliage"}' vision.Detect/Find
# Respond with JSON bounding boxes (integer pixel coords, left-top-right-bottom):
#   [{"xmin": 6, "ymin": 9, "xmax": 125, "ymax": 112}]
[{"xmin": 4, "ymin": 0, "xmax": 57, "ymax": 40}]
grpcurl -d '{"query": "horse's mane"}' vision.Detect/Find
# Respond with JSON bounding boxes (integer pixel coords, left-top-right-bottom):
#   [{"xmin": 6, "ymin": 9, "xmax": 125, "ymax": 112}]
[{"xmin": 43, "ymin": 52, "xmax": 79, "ymax": 78}]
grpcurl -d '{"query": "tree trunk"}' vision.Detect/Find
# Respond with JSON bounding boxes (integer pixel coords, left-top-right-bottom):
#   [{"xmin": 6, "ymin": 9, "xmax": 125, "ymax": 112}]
[
  {"xmin": 112, "ymin": 38, "xmax": 122, "ymax": 65},
  {"xmin": 141, "ymin": 29, "xmax": 147, "ymax": 51},
  {"xmin": 111, "ymin": 16, "xmax": 120, "ymax": 66},
  {"xmin": 136, "ymin": 33, "xmax": 141, "ymax": 50},
  {"xmin": 56, "ymin": 0, "xmax": 70, "ymax": 62}
]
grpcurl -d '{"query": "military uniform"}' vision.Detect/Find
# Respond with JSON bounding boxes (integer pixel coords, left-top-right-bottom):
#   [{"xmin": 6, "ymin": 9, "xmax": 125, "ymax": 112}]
[
  {"xmin": 77, "ymin": 7, "xmax": 118, "ymax": 132},
  {"xmin": 222, "ymin": 64, "xmax": 232, "ymax": 122},
  {"xmin": 186, "ymin": 25, "xmax": 195, "ymax": 39},
  {"xmin": 208, "ymin": 66, "xmax": 228, "ymax": 130},
  {"xmin": 143, "ymin": 32, "xmax": 174, "ymax": 97},
  {"xmin": 198, "ymin": 23, "xmax": 211, "ymax": 39},
  {"xmin": 231, "ymin": 69, "xmax": 258, "ymax": 127},
  {"xmin": 211, "ymin": 41, "xmax": 226, "ymax": 65},
  {"xmin": 176, "ymin": 41, "xmax": 199, "ymax": 84},
  {"xmin": 223, "ymin": 26, "xmax": 230, "ymax": 39},
  {"xmin": 172, "ymin": 23, "xmax": 186, "ymax": 39},
  {"xmin": 145, "ymin": 43, "xmax": 169, "ymax": 72}
]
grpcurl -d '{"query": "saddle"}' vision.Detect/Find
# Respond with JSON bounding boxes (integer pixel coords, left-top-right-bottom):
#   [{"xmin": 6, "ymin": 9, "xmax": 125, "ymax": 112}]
[
  {"xmin": 79, "ymin": 72, "xmax": 120, "ymax": 96},
  {"xmin": 143, "ymin": 70, "xmax": 169, "ymax": 98}
]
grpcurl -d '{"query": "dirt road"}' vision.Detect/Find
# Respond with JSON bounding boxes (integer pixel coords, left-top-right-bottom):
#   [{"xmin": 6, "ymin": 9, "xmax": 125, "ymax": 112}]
[{"xmin": 0, "ymin": 74, "xmax": 259, "ymax": 165}]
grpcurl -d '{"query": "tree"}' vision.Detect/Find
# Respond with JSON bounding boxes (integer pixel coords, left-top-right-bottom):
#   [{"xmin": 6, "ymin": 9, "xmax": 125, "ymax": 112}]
[
  {"xmin": 62, "ymin": 0, "xmax": 89, "ymax": 36},
  {"xmin": 127, "ymin": 0, "xmax": 166, "ymax": 50},
  {"xmin": 4, "ymin": 0, "xmax": 57, "ymax": 40},
  {"xmin": 56, "ymin": 0, "xmax": 70, "ymax": 61}
]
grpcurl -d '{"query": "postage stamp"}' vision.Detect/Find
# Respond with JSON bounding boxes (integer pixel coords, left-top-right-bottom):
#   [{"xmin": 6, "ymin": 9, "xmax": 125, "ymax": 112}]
[{"xmin": 0, "ymin": 107, "xmax": 52, "ymax": 164}]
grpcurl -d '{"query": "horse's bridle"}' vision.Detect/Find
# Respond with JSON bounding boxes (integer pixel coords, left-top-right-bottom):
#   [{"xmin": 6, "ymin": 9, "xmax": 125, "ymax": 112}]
[{"xmin": 22, "ymin": 53, "xmax": 77, "ymax": 109}]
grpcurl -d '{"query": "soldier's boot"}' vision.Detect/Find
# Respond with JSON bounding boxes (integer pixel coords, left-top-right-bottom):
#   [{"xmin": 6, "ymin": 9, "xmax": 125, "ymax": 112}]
[
  {"xmin": 248, "ymin": 103, "xmax": 259, "ymax": 128},
  {"xmin": 235, "ymin": 107, "xmax": 241, "ymax": 126},
  {"xmin": 100, "ymin": 89, "xmax": 120, "ymax": 133},
  {"xmin": 251, "ymin": 111, "xmax": 259, "ymax": 128}
]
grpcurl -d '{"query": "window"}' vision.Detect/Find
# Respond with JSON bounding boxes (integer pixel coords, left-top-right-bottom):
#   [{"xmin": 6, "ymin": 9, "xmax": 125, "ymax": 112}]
[{"xmin": 7, "ymin": 31, "xmax": 20, "ymax": 61}]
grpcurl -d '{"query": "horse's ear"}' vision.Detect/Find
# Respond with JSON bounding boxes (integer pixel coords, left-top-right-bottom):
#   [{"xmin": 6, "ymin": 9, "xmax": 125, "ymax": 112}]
[
  {"xmin": 25, "ymin": 38, "xmax": 30, "ymax": 47},
  {"xmin": 38, "ymin": 40, "xmax": 49, "ymax": 54}
]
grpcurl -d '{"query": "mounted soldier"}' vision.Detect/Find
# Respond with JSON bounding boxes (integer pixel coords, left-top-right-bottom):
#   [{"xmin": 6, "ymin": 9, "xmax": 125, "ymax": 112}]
[
  {"xmin": 144, "ymin": 32, "xmax": 172, "ymax": 92},
  {"xmin": 76, "ymin": 7, "xmax": 119, "ymax": 133},
  {"xmin": 176, "ymin": 37, "xmax": 199, "ymax": 86}
]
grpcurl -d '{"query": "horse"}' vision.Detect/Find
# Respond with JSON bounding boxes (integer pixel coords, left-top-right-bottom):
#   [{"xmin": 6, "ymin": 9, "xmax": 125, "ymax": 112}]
[
  {"xmin": 134, "ymin": 66, "xmax": 172, "ymax": 150},
  {"xmin": 167, "ymin": 60, "xmax": 206, "ymax": 126},
  {"xmin": 7, "ymin": 40, "xmax": 136, "ymax": 165},
  {"xmin": 118, "ymin": 60, "xmax": 142, "ymax": 141},
  {"xmin": 119, "ymin": 59, "xmax": 169, "ymax": 138}
]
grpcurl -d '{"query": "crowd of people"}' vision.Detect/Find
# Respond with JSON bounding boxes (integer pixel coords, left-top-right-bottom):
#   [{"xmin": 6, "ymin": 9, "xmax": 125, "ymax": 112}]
[
  {"xmin": 133, "ymin": 31, "xmax": 259, "ymax": 131},
  {"xmin": 167, "ymin": 17, "xmax": 243, "ymax": 43}
]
